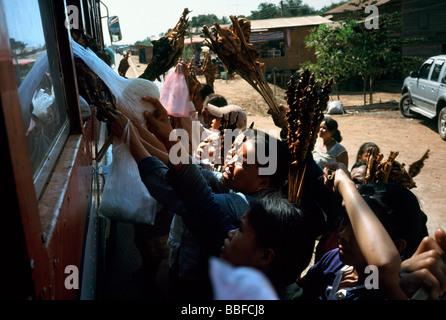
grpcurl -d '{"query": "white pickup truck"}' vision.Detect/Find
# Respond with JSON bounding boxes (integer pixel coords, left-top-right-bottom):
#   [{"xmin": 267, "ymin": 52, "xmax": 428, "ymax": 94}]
[{"xmin": 400, "ymin": 55, "xmax": 446, "ymax": 141}]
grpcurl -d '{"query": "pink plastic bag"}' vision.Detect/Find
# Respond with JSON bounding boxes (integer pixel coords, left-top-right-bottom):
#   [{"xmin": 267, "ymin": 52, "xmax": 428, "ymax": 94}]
[{"xmin": 160, "ymin": 64, "xmax": 190, "ymax": 117}]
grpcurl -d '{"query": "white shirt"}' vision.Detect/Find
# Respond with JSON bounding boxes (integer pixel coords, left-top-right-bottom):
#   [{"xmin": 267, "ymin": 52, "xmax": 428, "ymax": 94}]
[{"xmin": 312, "ymin": 140, "xmax": 347, "ymax": 168}]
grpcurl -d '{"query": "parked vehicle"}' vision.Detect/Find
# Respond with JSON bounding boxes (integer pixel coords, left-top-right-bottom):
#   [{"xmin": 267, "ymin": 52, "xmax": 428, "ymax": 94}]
[{"xmin": 400, "ymin": 55, "xmax": 446, "ymax": 140}]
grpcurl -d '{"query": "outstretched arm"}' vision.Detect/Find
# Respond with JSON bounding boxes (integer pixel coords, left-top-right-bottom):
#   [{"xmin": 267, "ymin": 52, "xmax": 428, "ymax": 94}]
[{"xmin": 326, "ymin": 164, "xmax": 407, "ymax": 299}]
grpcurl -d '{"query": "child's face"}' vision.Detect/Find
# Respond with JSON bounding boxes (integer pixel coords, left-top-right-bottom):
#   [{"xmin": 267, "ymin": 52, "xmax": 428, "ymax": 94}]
[
  {"xmin": 337, "ymin": 214, "xmax": 367, "ymax": 268},
  {"xmin": 220, "ymin": 212, "xmax": 265, "ymax": 269}
]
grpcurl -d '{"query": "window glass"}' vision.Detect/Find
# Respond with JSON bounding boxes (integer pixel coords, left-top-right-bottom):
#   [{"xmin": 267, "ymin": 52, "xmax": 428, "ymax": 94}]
[
  {"xmin": 2, "ymin": 0, "xmax": 68, "ymax": 180},
  {"xmin": 431, "ymin": 61, "xmax": 444, "ymax": 82},
  {"xmin": 419, "ymin": 62, "xmax": 432, "ymax": 80}
]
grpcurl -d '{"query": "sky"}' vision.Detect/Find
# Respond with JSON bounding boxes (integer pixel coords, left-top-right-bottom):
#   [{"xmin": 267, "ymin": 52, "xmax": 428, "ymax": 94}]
[
  {"xmin": 100, "ymin": 0, "xmax": 343, "ymax": 46},
  {"xmin": 3, "ymin": 0, "xmax": 45, "ymax": 47}
]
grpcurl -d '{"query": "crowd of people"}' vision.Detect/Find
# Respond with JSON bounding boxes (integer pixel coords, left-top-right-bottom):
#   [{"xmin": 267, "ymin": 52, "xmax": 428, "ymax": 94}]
[{"xmin": 103, "ymin": 80, "xmax": 446, "ymax": 301}]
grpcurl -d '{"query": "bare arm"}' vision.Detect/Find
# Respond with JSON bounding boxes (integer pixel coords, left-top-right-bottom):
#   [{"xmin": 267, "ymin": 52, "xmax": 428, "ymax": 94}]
[{"xmin": 328, "ymin": 165, "xmax": 407, "ymax": 299}]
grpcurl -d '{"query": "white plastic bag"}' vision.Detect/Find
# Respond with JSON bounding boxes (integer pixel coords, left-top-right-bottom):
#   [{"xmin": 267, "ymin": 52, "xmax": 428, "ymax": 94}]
[
  {"xmin": 159, "ymin": 63, "xmax": 190, "ymax": 117},
  {"xmin": 98, "ymin": 121, "xmax": 157, "ymax": 225},
  {"xmin": 327, "ymin": 100, "xmax": 344, "ymax": 115},
  {"xmin": 71, "ymin": 39, "xmax": 160, "ymax": 126}
]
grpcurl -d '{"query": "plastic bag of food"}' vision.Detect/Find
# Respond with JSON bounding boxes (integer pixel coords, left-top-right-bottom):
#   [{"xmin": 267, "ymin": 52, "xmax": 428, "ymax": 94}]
[
  {"xmin": 98, "ymin": 121, "xmax": 157, "ymax": 225},
  {"xmin": 71, "ymin": 39, "xmax": 160, "ymax": 125},
  {"xmin": 159, "ymin": 63, "xmax": 190, "ymax": 117}
]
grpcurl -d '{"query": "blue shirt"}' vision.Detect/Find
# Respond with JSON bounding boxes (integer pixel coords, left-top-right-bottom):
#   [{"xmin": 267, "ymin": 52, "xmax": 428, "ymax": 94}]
[{"xmin": 300, "ymin": 248, "xmax": 384, "ymax": 300}]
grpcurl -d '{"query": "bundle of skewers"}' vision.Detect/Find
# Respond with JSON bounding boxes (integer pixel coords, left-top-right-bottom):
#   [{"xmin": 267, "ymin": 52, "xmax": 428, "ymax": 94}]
[
  {"xmin": 201, "ymin": 51, "xmax": 217, "ymax": 89},
  {"xmin": 364, "ymin": 147, "xmax": 429, "ymax": 189},
  {"xmin": 286, "ymin": 70, "xmax": 333, "ymax": 205},
  {"xmin": 202, "ymin": 16, "xmax": 280, "ymax": 113},
  {"xmin": 139, "ymin": 8, "xmax": 191, "ymax": 81},
  {"xmin": 364, "ymin": 148, "xmax": 400, "ymax": 184}
]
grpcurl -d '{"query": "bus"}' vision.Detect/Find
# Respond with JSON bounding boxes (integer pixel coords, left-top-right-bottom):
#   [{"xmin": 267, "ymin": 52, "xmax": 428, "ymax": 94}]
[{"xmin": 0, "ymin": 0, "xmax": 120, "ymax": 299}]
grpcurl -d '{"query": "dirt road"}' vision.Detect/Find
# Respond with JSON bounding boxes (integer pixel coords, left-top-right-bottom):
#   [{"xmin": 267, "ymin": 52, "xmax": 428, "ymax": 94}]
[{"xmin": 212, "ymin": 75, "xmax": 445, "ymax": 237}]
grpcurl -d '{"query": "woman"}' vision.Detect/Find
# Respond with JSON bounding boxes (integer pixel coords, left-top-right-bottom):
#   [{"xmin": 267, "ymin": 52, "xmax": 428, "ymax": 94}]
[{"xmin": 312, "ymin": 117, "xmax": 348, "ymax": 168}]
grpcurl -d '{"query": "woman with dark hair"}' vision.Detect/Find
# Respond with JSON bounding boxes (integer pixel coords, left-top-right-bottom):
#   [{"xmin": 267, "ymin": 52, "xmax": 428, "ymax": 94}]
[{"xmin": 312, "ymin": 117, "xmax": 349, "ymax": 168}]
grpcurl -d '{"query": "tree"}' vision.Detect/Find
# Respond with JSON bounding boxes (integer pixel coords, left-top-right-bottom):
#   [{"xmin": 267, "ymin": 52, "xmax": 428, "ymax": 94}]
[
  {"xmin": 249, "ymin": 2, "xmax": 280, "ymax": 20},
  {"xmin": 247, "ymin": 1, "xmax": 316, "ymax": 20},
  {"xmin": 189, "ymin": 14, "xmax": 228, "ymax": 29},
  {"xmin": 9, "ymin": 38, "xmax": 27, "ymax": 57},
  {"xmin": 281, "ymin": 0, "xmax": 313, "ymax": 17},
  {"xmin": 305, "ymin": 7, "xmax": 425, "ymax": 105},
  {"xmin": 344, "ymin": 11, "xmax": 423, "ymax": 104},
  {"xmin": 134, "ymin": 37, "xmax": 152, "ymax": 46},
  {"xmin": 304, "ymin": 22, "xmax": 355, "ymax": 100}
]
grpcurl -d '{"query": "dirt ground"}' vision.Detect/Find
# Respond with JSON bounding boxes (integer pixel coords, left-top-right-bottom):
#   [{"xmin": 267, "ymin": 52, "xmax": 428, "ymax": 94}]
[
  {"xmin": 211, "ymin": 75, "xmax": 445, "ymax": 237},
  {"xmin": 124, "ymin": 54, "xmax": 445, "ymax": 237}
]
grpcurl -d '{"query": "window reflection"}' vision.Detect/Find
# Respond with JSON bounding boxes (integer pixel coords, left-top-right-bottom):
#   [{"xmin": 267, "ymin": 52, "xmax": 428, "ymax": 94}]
[{"xmin": 2, "ymin": 0, "xmax": 68, "ymax": 177}]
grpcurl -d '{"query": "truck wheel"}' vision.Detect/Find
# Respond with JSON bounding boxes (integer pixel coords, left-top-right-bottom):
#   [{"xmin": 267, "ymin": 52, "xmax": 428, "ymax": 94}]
[
  {"xmin": 399, "ymin": 93, "xmax": 415, "ymax": 118},
  {"xmin": 438, "ymin": 107, "xmax": 446, "ymax": 141}
]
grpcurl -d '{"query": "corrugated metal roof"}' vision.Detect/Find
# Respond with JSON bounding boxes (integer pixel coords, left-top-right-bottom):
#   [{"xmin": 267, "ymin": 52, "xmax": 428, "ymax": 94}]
[
  {"xmin": 324, "ymin": 0, "xmax": 393, "ymax": 14},
  {"xmin": 250, "ymin": 15, "xmax": 334, "ymax": 31}
]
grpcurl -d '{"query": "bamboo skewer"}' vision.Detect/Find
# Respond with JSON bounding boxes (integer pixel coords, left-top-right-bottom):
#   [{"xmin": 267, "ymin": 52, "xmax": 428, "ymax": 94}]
[
  {"xmin": 202, "ymin": 17, "xmax": 280, "ymax": 114},
  {"xmin": 286, "ymin": 70, "xmax": 333, "ymax": 205}
]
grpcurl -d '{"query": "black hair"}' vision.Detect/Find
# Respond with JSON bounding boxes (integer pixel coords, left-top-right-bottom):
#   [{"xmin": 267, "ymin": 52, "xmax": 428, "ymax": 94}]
[
  {"xmin": 358, "ymin": 183, "xmax": 428, "ymax": 260},
  {"xmin": 244, "ymin": 129, "xmax": 290, "ymax": 190},
  {"xmin": 200, "ymin": 84, "xmax": 214, "ymax": 100},
  {"xmin": 356, "ymin": 142, "xmax": 380, "ymax": 162},
  {"xmin": 324, "ymin": 117, "xmax": 342, "ymax": 142},
  {"xmin": 351, "ymin": 160, "xmax": 366, "ymax": 170},
  {"xmin": 205, "ymin": 93, "xmax": 227, "ymax": 108},
  {"xmin": 247, "ymin": 191, "xmax": 315, "ymax": 292}
]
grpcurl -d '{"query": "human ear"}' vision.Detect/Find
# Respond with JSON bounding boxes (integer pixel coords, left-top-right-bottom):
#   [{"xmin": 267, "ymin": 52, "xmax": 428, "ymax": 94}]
[
  {"xmin": 259, "ymin": 248, "xmax": 275, "ymax": 267},
  {"xmin": 394, "ymin": 239, "xmax": 407, "ymax": 255}
]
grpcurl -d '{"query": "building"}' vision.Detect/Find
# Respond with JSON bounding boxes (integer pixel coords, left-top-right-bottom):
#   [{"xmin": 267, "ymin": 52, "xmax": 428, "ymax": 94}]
[
  {"xmin": 249, "ymin": 15, "xmax": 335, "ymax": 73},
  {"xmin": 131, "ymin": 44, "xmax": 153, "ymax": 63},
  {"xmin": 323, "ymin": 0, "xmax": 401, "ymax": 21},
  {"xmin": 401, "ymin": 0, "xmax": 446, "ymax": 58}
]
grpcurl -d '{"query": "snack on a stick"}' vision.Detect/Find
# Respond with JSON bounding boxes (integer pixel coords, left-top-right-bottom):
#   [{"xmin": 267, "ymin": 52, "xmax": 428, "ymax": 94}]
[
  {"xmin": 364, "ymin": 147, "xmax": 401, "ymax": 184},
  {"xmin": 364, "ymin": 147, "xmax": 418, "ymax": 189},
  {"xmin": 202, "ymin": 16, "xmax": 280, "ymax": 113},
  {"xmin": 408, "ymin": 149, "xmax": 430, "ymax": 178},
  {"xmin": 139, "ymin": 8, "xmax": 190, "ymax": 81},
  {"xmin": 286, "ymin": 69, "xmax": 333, "ymax": 205},
  {"xmin": 183, "ymin": 61, "xmax": 204, "ymax": 113},
  {"xmin": 202, "ymin": 51, "xmax": 216, "ymax": 89}
]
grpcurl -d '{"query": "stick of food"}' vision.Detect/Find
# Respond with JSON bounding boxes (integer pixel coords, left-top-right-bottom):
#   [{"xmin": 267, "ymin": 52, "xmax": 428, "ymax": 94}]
[
  {"xmin": 202, "ymin": 16, "xmax": 280, "ymax": 113},
  {"xmin": 139, "ymin": 8, "xmax": 190, "ymax": 81},
  {"xmin": 408, "ymin": 149, "xmax": 430, "ymax": 178},
  {"xmin": 286, "ymin": 69, "xmax": 332, "ymax": 205}
]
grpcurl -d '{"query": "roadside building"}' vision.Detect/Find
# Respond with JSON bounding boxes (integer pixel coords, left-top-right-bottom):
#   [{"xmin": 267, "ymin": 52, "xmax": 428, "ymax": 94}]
[{"xmin": 249, "ymin": 15, "xmax": 335, "ymax": 73}]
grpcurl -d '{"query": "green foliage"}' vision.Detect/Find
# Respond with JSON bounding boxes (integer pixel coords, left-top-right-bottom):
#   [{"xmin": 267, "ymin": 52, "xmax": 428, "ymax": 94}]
[
  {"xmin": 134, "ymin": 37, "xmax": 152, "ymax": 46},
  {"xmin": 305, "ymin": 8, "xmax": 426, "ymax": 104},
  {"xmin": 189, "ymin": 14, "xmax": 229, "ymax": 29},
  {"xmin": 304, "ymin": 22, "xmax": 356, "ymax": 99},
  {"xmin": 247, "ymin": 0, "xmax": 316, "ymax": 20}
]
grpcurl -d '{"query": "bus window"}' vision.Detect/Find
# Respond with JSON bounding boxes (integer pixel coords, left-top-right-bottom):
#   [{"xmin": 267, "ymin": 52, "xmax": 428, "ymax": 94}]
[{"xmin": 2, "ymin": 0, "xmax": 69, "ymax": 197}]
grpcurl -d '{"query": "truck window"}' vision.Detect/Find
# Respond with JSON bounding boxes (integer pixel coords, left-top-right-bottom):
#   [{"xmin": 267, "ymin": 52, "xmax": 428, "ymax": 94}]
[
  {"xmin": 419, "ymin": 62, "xmax": 432, "ymax": 80},
  {"xmin": 2, "ymin": 0, "xmax": 69, "ymax": 195},
  {"xmin": 430, "ymin": 61, "xmax": 444, "ymax": 82}
]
